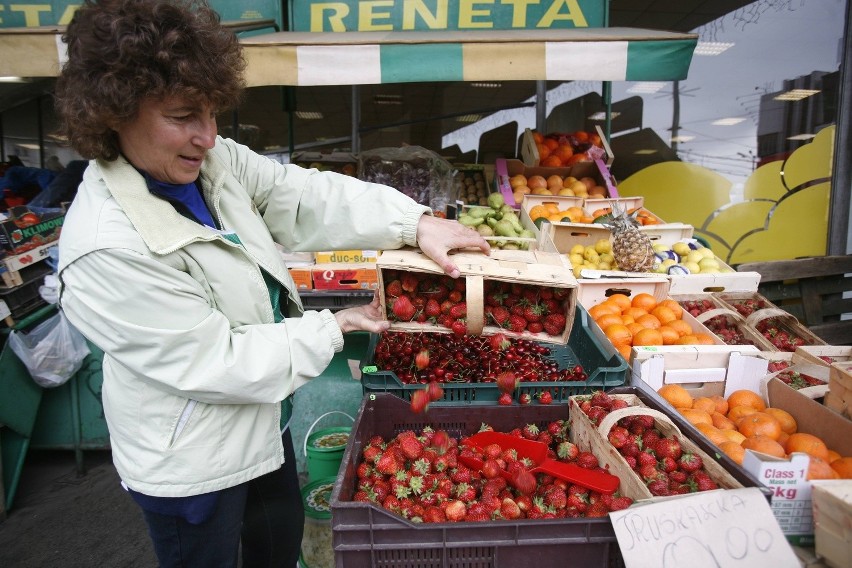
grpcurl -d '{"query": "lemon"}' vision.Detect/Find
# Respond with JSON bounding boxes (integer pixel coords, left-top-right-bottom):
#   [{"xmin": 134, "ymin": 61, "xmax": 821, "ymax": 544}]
[
  {"xmin": 594, "ymin": 239, "xmax": 612, "ymax": 254},
  {"xmin": 570, "ymin": 244, "xmax": 585, "ymax": 256}
]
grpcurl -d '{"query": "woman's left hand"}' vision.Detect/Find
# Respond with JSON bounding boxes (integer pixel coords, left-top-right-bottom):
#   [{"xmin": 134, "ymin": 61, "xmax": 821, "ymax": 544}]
[
  {"xmin": 416, "ymin": 214, "xmax": 490, "ymax": 279},
  {"xmin": 334, "ymin": 291, "xmax": 391, "ymax": 334}
]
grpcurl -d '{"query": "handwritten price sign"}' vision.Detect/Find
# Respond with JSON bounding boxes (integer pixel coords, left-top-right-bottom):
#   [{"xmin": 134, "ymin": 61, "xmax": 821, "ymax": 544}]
[{"xmin": 609, "ymin": 488, "xmax": 799, "ymax": 568}]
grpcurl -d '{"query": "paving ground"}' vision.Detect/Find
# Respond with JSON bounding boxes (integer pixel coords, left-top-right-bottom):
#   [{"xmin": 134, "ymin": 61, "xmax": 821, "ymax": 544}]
[{"xmin": 0, "ymin": 449, "xmax": 157, "ymax": 567}]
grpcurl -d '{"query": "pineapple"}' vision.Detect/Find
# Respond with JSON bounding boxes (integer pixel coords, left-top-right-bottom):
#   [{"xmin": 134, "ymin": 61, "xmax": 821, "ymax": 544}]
[{"xmin": 608, "ymin": 207, "xmax": 655, "ymax": 272}]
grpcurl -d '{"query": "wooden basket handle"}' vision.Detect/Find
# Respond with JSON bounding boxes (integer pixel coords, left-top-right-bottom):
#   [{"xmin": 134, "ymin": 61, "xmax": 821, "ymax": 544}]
[
  {"xmin": 465, "ymin": 274, "xmax": 485, "ymax": 335},
  {"xmin": 744, "ymin": 307, "xmax": 798, "ymax": 327},
  {"xmin": 695, "ymin": 307, "xmax": 746, "ymax": 324},
  {"xmin": 597, "ymin": 406, "xmax": 683, "ymax": 438}
]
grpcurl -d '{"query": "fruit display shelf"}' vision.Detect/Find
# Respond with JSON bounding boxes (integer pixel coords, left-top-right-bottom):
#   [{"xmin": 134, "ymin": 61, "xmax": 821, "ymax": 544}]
[
  {"xmin": 360, "ymin": 305, "xmax": 627, "ymax": 405},
  {"xmin": 671, "ymin": 293, "xmax": 776, "ymax": 351},
  {"xmin": 330, "ymin": 393, "xmax": 623, "ymax": 568}
]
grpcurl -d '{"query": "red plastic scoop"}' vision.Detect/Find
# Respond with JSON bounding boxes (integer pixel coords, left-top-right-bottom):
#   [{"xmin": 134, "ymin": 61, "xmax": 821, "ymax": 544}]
[{"xmin": 459, "ymin": 431, "xmax": 620, "ymax": 495}]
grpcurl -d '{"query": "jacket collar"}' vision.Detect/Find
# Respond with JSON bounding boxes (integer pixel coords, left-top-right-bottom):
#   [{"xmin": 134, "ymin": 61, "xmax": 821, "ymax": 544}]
[{"xmin": 96, "ymin": 153, "xmax": 226, "ymax": 255}]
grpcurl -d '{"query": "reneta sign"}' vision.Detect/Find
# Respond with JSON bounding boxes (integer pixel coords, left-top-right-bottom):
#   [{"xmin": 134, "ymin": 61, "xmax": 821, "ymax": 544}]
[
  {"xmin": 0, "ymin": 1, "xmax": 282, "ymax": 28},
  {"xmin": 291, "ymin": 0, "xmax": 605, "ymax": 32}
]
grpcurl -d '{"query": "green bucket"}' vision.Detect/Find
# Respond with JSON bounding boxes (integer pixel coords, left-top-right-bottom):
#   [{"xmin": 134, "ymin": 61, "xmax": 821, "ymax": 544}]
[
  {"xmin": 299, "ymin": 477, "xmax": 335, "ymax": 568},
  {"xmin": 303, "ymin": 411, "xmax": 354, "ymax": 482}
]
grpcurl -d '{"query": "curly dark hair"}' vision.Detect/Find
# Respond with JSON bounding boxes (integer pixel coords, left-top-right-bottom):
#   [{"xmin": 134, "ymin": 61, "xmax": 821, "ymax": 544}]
[{"xmin": 54, "ymin": 0, "xmax": 246, "ymax": 160}]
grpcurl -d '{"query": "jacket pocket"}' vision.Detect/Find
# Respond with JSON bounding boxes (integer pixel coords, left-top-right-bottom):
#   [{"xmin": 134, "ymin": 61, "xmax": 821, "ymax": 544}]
[{"xmin": 168, "ymin": 399, "xmax": 198, "ymax": 448}]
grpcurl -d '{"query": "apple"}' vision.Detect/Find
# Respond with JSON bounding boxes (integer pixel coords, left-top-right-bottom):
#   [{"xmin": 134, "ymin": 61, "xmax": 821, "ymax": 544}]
[{"xmin": 672, "ymin": 242, "xmax": 692, "ymax": 257}]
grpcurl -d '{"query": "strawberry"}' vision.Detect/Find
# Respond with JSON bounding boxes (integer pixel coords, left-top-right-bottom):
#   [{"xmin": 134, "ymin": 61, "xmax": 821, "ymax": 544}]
[
  {"xmin": 659, "ymin": 456, "xmax": 677, "ymax": 473},
  {"xmin": 521, "ymin": 424, "xmax": 539, "ymax": 440},
  {"xmin": 410, "ymin": 388, "xmax": 431, "ymax": 414},
  {"xmin": 431, "ymin": 430, "xmax": 451, "ymax": 454},
  {"xmin": 400, "ymin": 436, "xmax": 424, "ymax": 461},
  {"xmin": 391, "ymin": 295, "xmax": 417, "ymax": 321},
  {"xmin": 692, "ymin": 475, "xmax": 718, "ymax": 492},
  {"xmin": 519, "ymin": 393, "xmax": 532, "ymax": 405},
  {"xmin": 401, "ymin": 273, "xmax": 419, "ymax": 293},
  {"xmin": 544, "ymin": 486, "xmax": 567, "ymax": 509},
  {"xmin": 527, "ymin": 322, "xmax": 544, "ymax": 334},
  {"xmin": 654, "ymin": 438, "xmax": 682, "ymax": 461},
  {"xmin": 538, "ymin": 390, "xmax": 553, "ymax": 405},
  {"xmin": 449, "ymin": 302, "xmax": 467, "ymax": 320},
  {"xmin": 426, "ymin": 381, "xmax": 444, "ymax": 401},
  {"xmin": 423, "ymin": 506, "xmax": 446, "ymax": 523},
  {"xmin": 556, "ymin": 441, "xmax": 579, "ymax": 461},
  {"xmin": 586, "ymin": 501, "xmax": 609, "ymax": 517},
  {"xmin": 385, "ymin": 279, "xmax": 402, "ymax": 298},
  {"xmin": 415, "ymin": 349, "xmax": 430, "ymax": 370},
  {"xmin": 607, "ymin": 426, "xmax": 630, "ymax": 449},
  {"xmin": 637, "ymin": 451, "xmax": 658, "ymax": 468},
  {"xmin": 450, "ymin": 320, "xmax": 467, "ymax": 336},
  {"xmin": 647, "ymin": 479, "xmax": 670, "ymax": 496},
  {"xmin": 496, "ymin": 371, "xmax": 519, "ymax": 394},
  {"xmin": 376, "ymin": 452, "xmax": 400, "ymax": 475},
  {"xmin": 488, "ymin": 332, "xmax": 511, "ymax": 351},
  {"xmin": 511, "ymin": 467, "xmax": 537, "ymax": 495},
  {"xmin": 677, "ymin": 452, "xmax": 703, "ymax": 473},
  {"xmin": 522, "ymin": 303, "xmax": 545, "ymax": 323},
  {"xmin": 609, "ymin": 496, "xmax": 633, "ymax": 511},
  {"xmin": 500, "ymin": 497, "xmax": 522, "ymax": 519},
  {"xmin": 576, "ymin": 452, "xmax": 599, "ymax": 469},
  {"xmin": 424, "ymin": 298, "xmax": 441, "ymax": 319},
  {"xmin": 481, "ymin": 459, "xmax": 503, "ymax": 480},
  {"xmin": 542, "ymin": 313, "xmax": 566, "ymax": 335},
  {"xmin": 498, "ymin": 392, "xmax": 513, "ymax": 405},
  {"xmin": 589, "ymin": 391, "xmax": 613, "ymax": 410},
  {"xmin": 444, "ymin": 499, "xmax": 467, "ymax": 522},
  {"xmin": 508, "ymin": 314, "xmax": 527, "ymax": 333}
]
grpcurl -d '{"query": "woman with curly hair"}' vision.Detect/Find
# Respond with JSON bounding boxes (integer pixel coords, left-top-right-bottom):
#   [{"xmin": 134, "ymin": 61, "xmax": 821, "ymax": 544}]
[{"xmin": 54, "ymin": 1, "xmax": 489, "ymax": 566}]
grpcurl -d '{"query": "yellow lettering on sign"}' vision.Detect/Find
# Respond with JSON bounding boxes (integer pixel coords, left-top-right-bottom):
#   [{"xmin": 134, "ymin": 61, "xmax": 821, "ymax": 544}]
[
  {"xmin": 459, "ymin": 0, "xmax": 494, "ymax": 29},
  {"xmin": 57, "ymin": 4, "xmax": 80, "ymax": 26},
  {"xmin": 11, "ymin": 4, "xmax": 51, "ymax": 26},
  {"xmin": 537, "ymin": 0, "xmax": 588, "ymax": 28},
  {"xmin": 310, "ymin": 3, "xmax": 349, "ymax": 32},
  {"xmin": 402, "ymin": 0, "xmax": 448, "ymax": 30},
  {"xmin": 501, "ymin": 0, "xmax": 537, "ymax": 28},
  {"xmin": 360, "ymin": 0, "xmax": 394, "ymax": 31}
]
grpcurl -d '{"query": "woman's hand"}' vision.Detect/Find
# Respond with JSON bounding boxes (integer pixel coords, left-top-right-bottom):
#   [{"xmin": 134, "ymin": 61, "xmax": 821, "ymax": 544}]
[
  {"xmin": 334, "ymin": 291, "xmax": 391, "ymax": 334},
  {"xmin": 416, "ymin": 214, "xmax": 490, "ymax": 278}
]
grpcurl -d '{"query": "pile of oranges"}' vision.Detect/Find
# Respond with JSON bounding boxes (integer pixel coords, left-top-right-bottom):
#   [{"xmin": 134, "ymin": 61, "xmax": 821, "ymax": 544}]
[
  {"xmin": 588, "ymin": 292, "xmax": 715, "ymax": 360},
  {"xmin": 531, "ymin": 130, "xmax": 602, "ymax": 168},
  {"xmin": 658, "ymin": 384, "xmax": 850, "ymax": 480},
  {"xmin": 528, "ymin": 203, "xmax": 593, "ymax": 225}
]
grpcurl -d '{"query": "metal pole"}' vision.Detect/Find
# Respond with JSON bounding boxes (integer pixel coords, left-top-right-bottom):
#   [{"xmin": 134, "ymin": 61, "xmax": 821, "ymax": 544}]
[
  {"xmin": 535, "ymin": 80, "xmax": 547, "ymax": 132},
  {"xmin": 351, "ymin": 85, "xmax": 360, "ymax": 153},
  {"xmin": 231, "ymin": 109, "xmax": 240, "ymax": 144},
  {"xmin": 37, "ymin": 96, "xmax": 45, "ymax": 168},
  {"xmin": 671, "ymin": 81, "xmax": 681, "ymax": 154},
  {"xmin": 828, "ymin": 0, "xmax": 852, "ymax": 254}
]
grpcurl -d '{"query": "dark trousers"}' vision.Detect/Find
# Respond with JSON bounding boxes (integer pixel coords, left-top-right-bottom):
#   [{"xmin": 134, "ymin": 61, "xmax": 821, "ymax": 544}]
[{"xmin": 140, "ymin": 430, "xmax": 305, "ymax": 568}]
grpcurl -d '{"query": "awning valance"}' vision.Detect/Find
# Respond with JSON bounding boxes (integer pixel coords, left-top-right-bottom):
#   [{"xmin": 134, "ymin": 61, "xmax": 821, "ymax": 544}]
[{"xmin": 0, "ymin": 26, "xmax": 697, "ymax": 87}]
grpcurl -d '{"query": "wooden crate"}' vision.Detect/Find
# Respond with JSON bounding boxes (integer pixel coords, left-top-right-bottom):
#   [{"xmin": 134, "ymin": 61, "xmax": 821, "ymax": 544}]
[
  {"xmin": 377, "ymin": 248, "xmax": 577, "ymax": 344},
  {"xmin": 568, "ymin": 393, "xmax": 743, "ymax": 502},
  {"xmin": 672, "ymin": 293, "xmax": 776, "ymax": 351},
  {"xmin": 758, "ymin": 351, "xmax": 831, "ymax": 401},
  {"xmin": 745, "ymin": 308, "xmax": 829, "ymax": 350},
  {"xmin": 811, "ymin": 481, "xmax": 852, "ymax": 568},
  {"xmin": 796, "ymin": 346, "xmax": 852, "ymax": 367},
  {"xmin": 824, "ymin": 361, "xmax": 852, "ymax": 420}
]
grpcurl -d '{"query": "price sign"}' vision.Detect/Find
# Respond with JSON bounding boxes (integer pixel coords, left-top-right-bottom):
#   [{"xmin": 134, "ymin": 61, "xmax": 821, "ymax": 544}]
[{"xmin": 609, "ymin": 488, "xmax": 799, "ymax": 568}]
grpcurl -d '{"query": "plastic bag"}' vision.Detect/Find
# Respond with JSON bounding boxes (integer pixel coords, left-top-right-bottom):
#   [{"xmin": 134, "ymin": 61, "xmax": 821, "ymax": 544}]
[
  {"xmin": 39, "ymin": 272, "xmax": 59, "ymax": 304},
  {"xmin": 8, "ymin": 310, "xmax": 91, "ymax": 388},
  {"xmin": 357, "ymin": 146, "xmax": 455, "ymax": 214}
]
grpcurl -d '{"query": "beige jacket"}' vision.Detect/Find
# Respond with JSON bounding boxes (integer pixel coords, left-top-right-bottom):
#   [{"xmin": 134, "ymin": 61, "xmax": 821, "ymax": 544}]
[{"xmin": 58, "ymin": 136, "xmax": 428, "ymax": 496}]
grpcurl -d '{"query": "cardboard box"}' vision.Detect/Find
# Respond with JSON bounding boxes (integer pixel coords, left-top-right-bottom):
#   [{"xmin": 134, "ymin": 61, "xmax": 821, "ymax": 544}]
[
  {"xmin": 313, "ymin": 250, "xmax": 379, "ymax": 264},
  {"xmin": 288, "ymin": 267, "xmax": 313, "ymax": 290},
  {"xmin": 310, "ymin": 263, "xmax": 377, "ymax": 291},
  {"xmin": 377, "ymin": 248, "xmax": 577, "ymax": 344},
  {"xmin": 539, "ymin": 218, "xmax": 695, "ymax": 256},
  {"xmin": 631, "ymin": 344, "xmax": 769, "ymax": 399},
  {"xmin": 0, "ymin": 207, "xmax": 65, "ymax": 255},
  {"xmin": 0, "ymin": 241, "xmax": 57, "ymax": 272},
  {"xmin": 811, "ymin": 481, "xmax": 852, "ymax": 568},
  {"xmin": 741, "ymin": 378, "xmax": 852, "ymax": 546}
]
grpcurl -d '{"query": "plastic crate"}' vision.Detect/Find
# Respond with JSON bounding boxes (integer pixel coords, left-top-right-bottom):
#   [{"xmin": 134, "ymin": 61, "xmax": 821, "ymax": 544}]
[
  {"xmin": 331, "ymin": 393, "xmax": 624, "ymax": 568},
  {"xmin": 0, "ymin": 265, "xmax": 49, "ymax": 320},
  {"xmin": 360, "ymin": 304, "xmax": 628, "ymax": 405},
  {"xmin": 300, "ymin": 290, "xmax": 374, "ymax": 312}
]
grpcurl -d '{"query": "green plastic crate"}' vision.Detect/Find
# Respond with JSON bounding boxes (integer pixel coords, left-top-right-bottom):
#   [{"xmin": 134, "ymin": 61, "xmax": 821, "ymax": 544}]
[{"xmin": 360, "ymin": 304, "xmax": 627, "ymax": 405}]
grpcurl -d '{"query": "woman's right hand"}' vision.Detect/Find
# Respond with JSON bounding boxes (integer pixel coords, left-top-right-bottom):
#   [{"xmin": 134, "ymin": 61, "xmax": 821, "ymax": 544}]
[{"xmin": 333, "ymin": 291, "xmax": 391, "ymax": 334}]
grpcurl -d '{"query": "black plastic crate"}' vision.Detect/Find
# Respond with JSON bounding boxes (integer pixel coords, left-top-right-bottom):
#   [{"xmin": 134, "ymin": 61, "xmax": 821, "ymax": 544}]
[
  {"xmin": 300, "ymin": 290, "xmax": 373, "ymax": 312},
  {"xmin": 0, "ymin": 265, "xmax": 50, "ymax": 319},
  {"xmin": 331, "ymin": 393, "xmax": 624, "ymax": 568},
  {"xmin": 360, "ymin": 304, "xmax": 628, "ymax": 405}
]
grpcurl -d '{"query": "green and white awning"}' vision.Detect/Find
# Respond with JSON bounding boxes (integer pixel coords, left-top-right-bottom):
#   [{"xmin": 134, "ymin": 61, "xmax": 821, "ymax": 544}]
[
  {"xmin": 0, "ymin": 26, "xmax": 696, "ymax": 86},
  {"xmin": 239, "ymin": 28, "xmax": 697, "ymax": 86}
]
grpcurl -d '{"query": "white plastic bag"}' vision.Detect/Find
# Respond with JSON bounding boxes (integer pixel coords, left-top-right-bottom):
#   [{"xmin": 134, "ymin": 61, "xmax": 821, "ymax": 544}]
[{"xmin": 8, "ymin": 310, "xmax": 91, "ymax": 388}]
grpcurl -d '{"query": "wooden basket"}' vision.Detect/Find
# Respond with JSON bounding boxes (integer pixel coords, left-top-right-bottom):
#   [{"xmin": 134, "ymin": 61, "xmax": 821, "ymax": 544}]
[
  {"xmin": 568, "ymin": 393, "xmax": 743, "ymax": 502},
  {"xmin": 745, "ymin": 308, "xmax": 828, "ymax": 350}
]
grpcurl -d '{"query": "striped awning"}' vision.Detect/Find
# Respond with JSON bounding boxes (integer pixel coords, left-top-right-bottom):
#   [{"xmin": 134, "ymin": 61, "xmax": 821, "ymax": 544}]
[{"xmin": 0, "ymin": 26, "xmax": 697, "ymax": 86}]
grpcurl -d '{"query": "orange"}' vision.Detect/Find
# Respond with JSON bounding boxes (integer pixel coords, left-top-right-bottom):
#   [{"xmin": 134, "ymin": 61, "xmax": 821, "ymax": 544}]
[
  {"xmin": 607, "ymin": 293, "xmax": 632, "ymax": 312},
  {"xmin": 710, "ymin": 395, "xmax": 729, "ymax": 416},
  {"xmin": 527, "ymin": 175, "xmax": 548, "ymax": 189},
  {"xmin": 763, "ymin": 407, "xmax": 797, "ymax": 435},
  {"xmin": 650, "ymin": 305, "xmax": 678, "ymax": 325},
  {"xmin": 692, "ymin": 397, "xmax": 717, "ymax": 414},
  {"xmin": 826, "ymin": 450, "xmax": 842, "ymax": 464},
  {"xmin": 616, "ymin": 344, "xmax": 632, "ymax": 361},
  {"xmin": 623, "ymin": 307, "xmax": 649, "ymax": 320},
  {"xmin": 777, "ymin": 431, "xmax": 790, "ymax": 448},
  {"xmin": 595, "ymin": 313, "xmax": 624, "ymax": 330},
  {"xmin": 727, "ymin": 405, "xmax": 759, "ymax": 424},
  {"xmin": 679, "ymin": 408, "xmax": 713, "ymax": 427},
  {"xmin": 635, "ymin": 314, "xmax": 662, "ymax": 330},
  {"xmin": 676, "ymin": 334, "xmax": 699, "ymax": 345},
  {"xmin": 535, "ymin": 143, "xmax": 551, "ymax": 160},
  {"xmin": 543, "ymin": 137, "xmax": 559, "ymax": 151},
  {"xmin": 589, "ymin": 303, "xmax": 619, "ymax": 320},
  {"xmin": 696, "ymin": 423, "xmax": 728, "ymax": 446},
  {"xmin": 658, "ymin": 299, "xmax": 684, "ymax": 319},
  {"xmin": 721, "ymin": 429, "xmax": 747, "ymax": 445},
  {"xmin": 603, "ymin": 323, "xmax": 633, "ymax": 348},
  {"xmin": 737, "ymin": 412, "xmax": 782, "ymax": 441},
  {"xmin": 784, "ymin": 433, "xmax": 829, "ymax": 461},
  {"xmin": 808, "ymin": 457, "xmax": 840, "ymax": 480},
  {"xmin": 830, "ymin": 457, "xmax": 852, "ymax": 479},
  {"xmin": 659, "ymin": 326, "xmax": 680, "ymax": 345},
  {"xmin": 693, "ymin": 333, "xmax": 716, "ymax": 345},
  {"xmin": 667, "ymin": 319, "xmax": 693, "ymax": 337},
  {"xmin": 627, "ymin": 322, "xmax": 646, "ymax": 337},
  {"xmin": 719, "ymin": 441, "xmax": 746, "ymax": 464},
  {"xmin": 620, "ymin": 314, "xmax": 636, "ymax": 326},
  {"xmin": 727, "ymin": 390, "xmax": 766, "ymax": 412},
  {"xmin": 633, "ymin": 328, "xmax": 664, "ymax": 346},
  {"xmin": 528, "ymin": 204, "xmax": 550, "ymax": 221},
  {"xmin": 711, "ymin": 412, "xmax": 737, "ymax": 431},
  {"xmin": 658, "ymin": 384, "xmax": 694, "ymax": 410},
  {"xmin": 631, "ymin": 293, "xmax": 657, "ymax": 311},
  {"xmin": 741, "ymin": 435, "xmax": 786, "ymax": 458}
]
